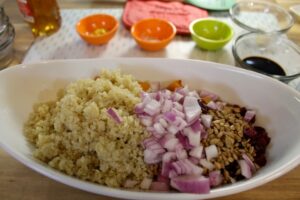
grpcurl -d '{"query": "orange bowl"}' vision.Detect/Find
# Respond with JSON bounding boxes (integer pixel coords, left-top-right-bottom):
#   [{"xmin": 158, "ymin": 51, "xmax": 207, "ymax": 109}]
[
  {"xmin": 131, "ymin": 18, "xmax": 176, "ymax": 51},
  {"xmin": 76, "ymin": 14, "xmax": 119, "ymax": 45}
]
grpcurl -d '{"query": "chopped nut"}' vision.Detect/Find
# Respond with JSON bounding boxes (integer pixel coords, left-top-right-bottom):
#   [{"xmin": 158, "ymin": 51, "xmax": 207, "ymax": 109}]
[
  {"xmin": 225, "ymin": 136, "xmax": 235, "ymax": 148},
  {"xmin": 210, "ymin": 138, "xmax": 220, "ymax": 145}
]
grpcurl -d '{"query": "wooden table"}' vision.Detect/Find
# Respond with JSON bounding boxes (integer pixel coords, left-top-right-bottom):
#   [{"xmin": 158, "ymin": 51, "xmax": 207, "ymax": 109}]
[{"xmin": 1, "ymin": 0, "xmax": 299, "ymax": 199}]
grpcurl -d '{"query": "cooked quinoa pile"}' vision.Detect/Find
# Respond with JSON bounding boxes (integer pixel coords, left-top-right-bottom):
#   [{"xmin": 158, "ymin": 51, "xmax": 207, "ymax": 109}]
[{"xmin": 24, "ymin": 69, "xmax": 157, "ymax": 188}]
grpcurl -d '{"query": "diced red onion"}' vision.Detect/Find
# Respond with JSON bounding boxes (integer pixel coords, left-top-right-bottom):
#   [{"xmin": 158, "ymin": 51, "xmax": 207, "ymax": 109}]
[
  {"xmin": 148, "ymin": 92, "xmax": 158, "ymax": 100},
  {"xmin": 177, "ymin": 133, "xmax": 194, "ymax": 150},
  {"xmin": 162, "ymin": 152, "xmax": 177, "ymax": 162},
  {"xmin": 153, "ymin": 122, "xmax": 165, "ymax": 135},
  {"xmin": 172, "ymin": 92, "xmax": 184, "ymax": 102},
  {"xmin": 159, "ymin": 118, "xmax": 168, "ymax": 128},
  {"xmin": 200, "ymin": 90, "xmax": 218, "ymax": 101},
  {"xmin": 206, "ymin": 101, "xmax": 217, "ymax": 110},
  {"xmin": 157, "ymin": 175, "xmax": 169, "ymax": 183},
  {"xmin": 205, "ymin": 145, "xmax": 218, "ymax": 161},
  {"xmin": 161, "ymin": 99, "xmax": 173, "ymax": 113},
  {"xmin": 107, "ymin": 108, "xmax": 123, "ymax": 124},
  {"xmin": 175, "ymin": 143, "xmax": 184, "ymax": 150},
  {"xmin": 173, "ymin": 117, "xmax": 187, "ymax": 131},
  {"xmin": 141, "ymin": 92, "xmax": 151, "ymax": 100},
  {"xmin": 171, "ymin": 161, "xmax": 183, "ymax": 174},
  {"xmin": 139, "ymin": 115, "xmax": 153, "ymax": 127},
  {"xmin": 189, "ymin": 146, "xmax": 203, "ymax": 159},
  {"xmin": 201, "ymin": 130, "xmax": 208, "ymax": 139},
  {"xmin": 183, "ymin": 96, "xmax": 202, "ymax": 122},
  {"xmin": 146, "ymin": 142, "xmax": 163, "ymax": 151},
  {"xmin": 244, "ymin": 110, "xmax": 256, "ymax": 123},
  {"xmin": 124, "ymin": 179, "xmax": 138, "ymax": 188},
  {"xmin": 167, "ymin": 125, "xmax": 180, "ymax": 135},
  {"xmin": 176, "ymin": 148, "xmax": 188, "ymax": 160},
  {"xmin": 209, "ymin": 170, "xmax": 223, "ymax": 187},
  {"xmin": 173, "ymin": 159, "xmax": 203, "ymax": 175},
  {"xmin": 170, "ymin": 175, "xmax": 210, "ymax": 194},
  {"xmin": 142, "ymin": 137, "xmax": 158, "ymax": 149},
  {"xmin": 189, "ymin": 157, "xmax": 199, "ymax": 165},
  {"xmin": 151, "ymin": 147, "xmax": 166, "ymax": 155},
  {"xmin": 146, "ymin": 126, "xmax": 156, "ymax": 134},
  {"xmin": 201, "ymin": 114, "xmax": 213, "ymax": 128},
  {"xmin": 216, "ymin": 101, "xmax": 226, "ymax": 110},
  {"xmin": 173, "ymin": 102, "xmax": 183, "ymax": 111},
  {"xmin": 200, "ymin": 159, "xmax": 214, "ymax": 171},
  {"xmin": 140, "ymin": 178, "xmax": 153, "ymax": 190},
  {"xmin": 242, "ymin": 153, "xmax": 256, "ymax": 172},
  {"xmin": 160, "ymin": 134, "xmax": 179, "ymax": 151},
  {"xmin": 171, "ymin": 108, "xmax": 186, "ymax": 119},
  {"xmin": 158, "ymin": 89, "xmax": 171, "ymax": 100},
  {"xmin": 144, "ymin": 149, "xmax": 164, "ymax": 164},
  {"xmin": 144, "ymin": 99, "xmax": 161, "ymax": 116},
  {"xmin": 134, "ymin": 102, "xmax": 145, "ymax": 114},
  {"xmin": 182, "ymin": 127, "xmax": 192, "ymax": 136},
  {"xmin": 161, "ymin": 161, "xmax": 173, "ymax": 177},
  {"xmin": 168, "ymin": 169, "xmax": 178, "ymax": 178},
  {"xmin": 150, "ymin": 181, "xmax": 170, "ymax": 191},
  {"xmin": 187, "ymin": 129, "xmax": 201, "ymax": 147},
  {"xmin": 190, "ymin": 119, "xmax": 202, "ymax": 132},
  {"xmin": 176, "ymin": 86, "xmax": 189, "ymax": 96},
  {"xmin": 163, "ymin": 111, "xmax": 177, "ymax": 123},
  {"xmin": 153, "ymin": 114, "xmax": 164, "ymax": 123},
  {"xmin": 188, "ymin": 91, "xmax": 200, "ymax": 98},
  {"xmin": 238, "ymin": 159, "xmax": 252, "ymax": 179},
  {"xmin": 183, "ymin": 127, "xmax": 200, "ymax": 147}
]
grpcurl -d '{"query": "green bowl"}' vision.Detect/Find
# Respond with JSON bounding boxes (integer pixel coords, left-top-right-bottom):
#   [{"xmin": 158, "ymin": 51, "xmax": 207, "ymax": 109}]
[{"xmin": 189, "ymin": 18, "xmax": 234, "ymax": 51}]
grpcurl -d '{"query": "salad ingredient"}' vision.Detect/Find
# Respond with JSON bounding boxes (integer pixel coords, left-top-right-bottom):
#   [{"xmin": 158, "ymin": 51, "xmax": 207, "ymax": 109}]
[
  {"xmin": 24, "ymin": 70, "xmax": 157, "ymax": 188},
  {"xmin": 93, "ymin": 28, "xmax": 107, "ymax": 36},
  {"xmin": 107, "ymin": 107, "xmax": 123, "ymax": 123},
  {"xmin": 166, "ymin": 80, "xmax": 183, "ymax": 91},
  {"xmin": 171, "ymin": 175, "xmax": 210, "ymax": 194},
  {"xmin": 137, "ymin": 81, "xmax": 271, "ymax": 193}
]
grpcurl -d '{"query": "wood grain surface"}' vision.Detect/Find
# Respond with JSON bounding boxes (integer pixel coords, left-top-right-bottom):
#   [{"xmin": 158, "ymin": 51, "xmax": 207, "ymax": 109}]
[{"xmin": 0, "ymin": 0, "xmax": 299, "ymax": 200}]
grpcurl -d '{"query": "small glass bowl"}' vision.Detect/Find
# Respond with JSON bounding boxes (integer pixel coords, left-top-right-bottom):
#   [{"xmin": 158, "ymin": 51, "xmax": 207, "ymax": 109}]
[
  {"xmin": 230, "ymin": 1, "xmax": 294, "ymax": 33},
  {"xmin": 0, "ymin": 24, "xmax": 15, "ymax": 69},
  {"xmin": 232, "ymin": 32, "xmax": 300, "ymax": 82}
]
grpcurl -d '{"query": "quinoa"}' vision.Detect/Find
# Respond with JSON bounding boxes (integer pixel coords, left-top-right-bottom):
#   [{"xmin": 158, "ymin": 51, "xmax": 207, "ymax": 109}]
[{"xmin": 24, "ymin": 69, "xmax": 157, "ymax": 188}]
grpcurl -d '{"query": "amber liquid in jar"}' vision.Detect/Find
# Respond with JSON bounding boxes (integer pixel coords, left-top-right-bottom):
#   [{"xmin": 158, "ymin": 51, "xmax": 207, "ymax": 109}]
[{"xmin": 17, "ymin": 0, "xmax": 61, "ymax": 37}]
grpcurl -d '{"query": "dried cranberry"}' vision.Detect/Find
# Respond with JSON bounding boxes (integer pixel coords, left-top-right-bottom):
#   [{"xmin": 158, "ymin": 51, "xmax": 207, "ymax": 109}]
[
  {"xmin": 254, "ymin": 126, "xmax": 266, "ymax": 134},
  {"xmin": 240, "ymin": 107, "xmax": 247, "ymax": 117},
  {"xmin": 249, "ymin": 115, "xmax": 256, "ymax": 124},
  {"xmin": 235, "ymin": 174, "xmax": 245, "ymax": 181},
  {"xmin": 254, "ymin": 143, "xmax": 266, "ymax": 154},
  {"xmin": 243, "ymin": 127, "xmax": 257, "ymax": 139},
  {"xmin": 255, "ymin": 154, "xmax": 267, "ymax": 166},
  {"xmin": 256, "ymin": 133, "xmax": 271, "ymax": 147},
  {"xmin": 225, "ymin": 161, "xmax": 239, "ymax": 177}
]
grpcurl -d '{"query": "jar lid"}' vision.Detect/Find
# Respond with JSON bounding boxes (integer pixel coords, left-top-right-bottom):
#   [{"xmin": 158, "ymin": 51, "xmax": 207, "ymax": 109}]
[{"xmin": 229, "ymin": 1, "xmax": 294, "ymax": 33}]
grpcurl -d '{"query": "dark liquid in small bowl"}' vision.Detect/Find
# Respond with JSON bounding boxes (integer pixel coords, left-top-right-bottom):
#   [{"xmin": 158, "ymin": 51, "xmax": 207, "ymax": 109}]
[{"xmin": 243, "ymin": 57, "xmax": 286, "ymax": 76}]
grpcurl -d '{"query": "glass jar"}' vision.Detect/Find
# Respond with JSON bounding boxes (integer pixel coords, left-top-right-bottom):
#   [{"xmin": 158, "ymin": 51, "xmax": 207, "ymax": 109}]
[
  {"xmin": 17, "ymin": 0, "xmax": 61, "ymax": 37},
  {"xmin": 0, "ymin": 7, "xmax": 15, "ymax": 69}
]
